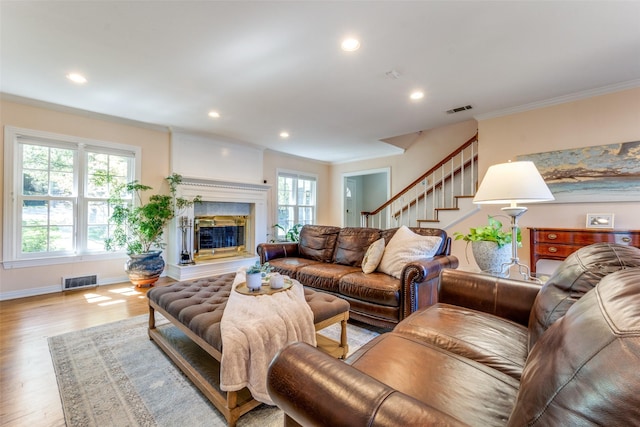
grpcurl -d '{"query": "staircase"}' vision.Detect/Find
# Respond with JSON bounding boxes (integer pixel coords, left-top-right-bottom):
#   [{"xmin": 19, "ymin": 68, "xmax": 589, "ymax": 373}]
[{"xmin": 361, "ymin": 133, "xmax": 479, "ymax": 230}]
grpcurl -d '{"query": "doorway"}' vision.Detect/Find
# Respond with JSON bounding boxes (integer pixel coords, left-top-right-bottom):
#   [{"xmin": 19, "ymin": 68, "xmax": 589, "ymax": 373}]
[{"xmin": 342, "ymin": 168, "xmax": 390, "ymax": 227}]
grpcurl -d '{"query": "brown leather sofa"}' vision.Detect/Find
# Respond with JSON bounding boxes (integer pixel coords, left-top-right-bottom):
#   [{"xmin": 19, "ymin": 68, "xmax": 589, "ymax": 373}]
[
  {"xmin": 267, "ymin": 243, "xmax": 640, "ymax": 426},
  {"xmin": 257, "ymin": 225, "xmax": 458, "ymax": 329}
]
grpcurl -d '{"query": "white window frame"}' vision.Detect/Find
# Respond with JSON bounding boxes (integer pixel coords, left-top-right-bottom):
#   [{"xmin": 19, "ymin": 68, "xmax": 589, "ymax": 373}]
[
  {"xmin": 275, "ymin": 169, "xmax": 317, "ymax": 239},
  {"xmin": 3, "ymin": 126, "xmax": 141, "ymax": 269}
]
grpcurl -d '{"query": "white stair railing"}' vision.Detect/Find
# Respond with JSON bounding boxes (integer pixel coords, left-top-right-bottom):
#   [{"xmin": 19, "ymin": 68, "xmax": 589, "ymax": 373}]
[{"xmin": 362, "ymin": 134, "xmax": 478, "ymax": 229}]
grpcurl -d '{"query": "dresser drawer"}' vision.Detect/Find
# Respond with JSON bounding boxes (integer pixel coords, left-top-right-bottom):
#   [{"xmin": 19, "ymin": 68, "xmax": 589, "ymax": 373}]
[
  {"xmin": 529, "ymin": 228, "xmax": 640, "ymax": 274},
  {"xmin": 532, "ymin": 230, "xmax": 637, "ymax": 246},
  {"xmin": 534, "ymin": 243, "xmax": 582, "ymax": 260}
]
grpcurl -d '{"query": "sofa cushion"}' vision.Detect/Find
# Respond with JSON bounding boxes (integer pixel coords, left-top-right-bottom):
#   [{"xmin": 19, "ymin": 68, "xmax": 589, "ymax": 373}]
[
  {"xmin": 510, "ymin": 268, "xmax": 640, "ymax": 426},
  {"xmin": 394, "ymin": 303, "xmax": 529, "ymax": 381},
  {"xmin": 381, "ymin": 227, "xmax": 448, "ymax": 255},
  {"xmin": 339, "ymin": 271, "xmax": 400, "ymax": 307},
  {"xmin": 348, "ymin": 333, "xmax": 520, "ymax": 427},
  {"xmin": 297, "ymin": 263, "xmax": 360, "ymax": 293},
  {"xmin": 377, "ymin": 226, "xmax": 442, "ymax": 279},
  {"xmin": 298, "ymin": 225, "xmax": 341, "ymax": 262},
  {"xmin": 333, "ymin": 227, "xmax": 382, "ymax": 266},
  {"xmin": 362, "ymin": 238, "xmax": 385, "ymax": 274},
  {"xmin": 267, "ymin": 257, "xmax": 322, "ymax": 280},
  {"xmin": 528, "ymin": 243, "xmax": 640, "ymax": 349}
]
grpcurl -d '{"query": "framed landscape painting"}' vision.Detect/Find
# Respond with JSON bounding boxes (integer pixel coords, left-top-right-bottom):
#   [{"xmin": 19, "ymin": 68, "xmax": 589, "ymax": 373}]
[{"xmin": 517, "ymin": 141, "xmax": 640, "ymax": 203}]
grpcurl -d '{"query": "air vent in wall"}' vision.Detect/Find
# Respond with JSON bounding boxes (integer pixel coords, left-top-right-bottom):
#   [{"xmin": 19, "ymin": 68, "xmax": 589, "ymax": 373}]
[
  {"xmin": 446, "ymin": 105, "xmax": 473, "ymax": 114},
  {"xmin": 62, "ymin": 274, "xmax": 98, "ymax": 291}
]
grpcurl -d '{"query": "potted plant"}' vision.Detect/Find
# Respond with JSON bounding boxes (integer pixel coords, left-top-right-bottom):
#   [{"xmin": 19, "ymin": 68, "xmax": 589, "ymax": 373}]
[
  {"xmin": 271, "ymin": 223, "xmax": 303, "ymax": 242},
  {"xmin": 453, "ymin": 216, "xmax": 520, "ymax": 277},
  {"xmin": 245, "ymin": 261, "xmax": 274, "ymax": 291},
  {"xmin": 103, "ymin": 173, "xmax": 201, "ymax": 286}
]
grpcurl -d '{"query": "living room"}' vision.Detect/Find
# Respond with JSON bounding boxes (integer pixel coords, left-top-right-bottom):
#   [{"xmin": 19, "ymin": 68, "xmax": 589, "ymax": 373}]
[
  {"xmin": 1, "ymin": 1, "xmax": 640, "ymax": 425},
  {"xmin": 2, "ymin": 82, "xmax": 639, "ymax": 298}
]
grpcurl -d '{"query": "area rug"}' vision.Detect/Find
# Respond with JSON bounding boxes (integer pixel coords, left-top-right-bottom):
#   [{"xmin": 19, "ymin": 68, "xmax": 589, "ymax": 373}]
[{"xmin": 48, "ymin": 314, "xmax": 380, "ymax": 427}]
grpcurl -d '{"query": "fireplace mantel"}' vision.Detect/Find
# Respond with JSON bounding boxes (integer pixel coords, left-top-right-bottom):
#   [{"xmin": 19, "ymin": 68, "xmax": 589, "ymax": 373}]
[
  {"xmin": 165, "ymin": 177, "xmax": 270, "ymax": 281},
  {"xmin": 179, "ymin": 177, "xmax": 270, "ymax": 192}
]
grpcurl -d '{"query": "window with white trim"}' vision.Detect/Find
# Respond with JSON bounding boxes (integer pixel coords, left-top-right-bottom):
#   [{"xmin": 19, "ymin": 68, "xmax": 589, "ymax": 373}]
[
  {"xmin": 276, "ymin": 171, "xmax": 316, "ymax": 239},
  {"xmin": 3, "ymin": 127, "xmax": 140, "ymax": 267}
]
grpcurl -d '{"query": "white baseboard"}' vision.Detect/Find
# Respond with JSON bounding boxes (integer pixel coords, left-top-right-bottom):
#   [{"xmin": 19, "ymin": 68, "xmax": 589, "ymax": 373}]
[
  {"xmin": 0, "ymin": 275, "xmax": 131, "ymax": 301},
  {"xmin": 0, "ymin": 285, "xmax": 61, "ymax": 301}
]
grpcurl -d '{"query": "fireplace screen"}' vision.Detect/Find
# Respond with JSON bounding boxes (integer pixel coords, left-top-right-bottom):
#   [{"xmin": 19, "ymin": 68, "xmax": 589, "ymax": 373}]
[{"xmin": 194, "ymin": 215, "xmax": 248, "ymax": 261}]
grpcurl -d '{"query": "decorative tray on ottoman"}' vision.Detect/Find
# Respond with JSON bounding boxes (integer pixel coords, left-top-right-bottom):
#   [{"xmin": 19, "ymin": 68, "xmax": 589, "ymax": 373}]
[{"xmin": 235, "ymin": 278, "xmax": 293, "ymax": 296}]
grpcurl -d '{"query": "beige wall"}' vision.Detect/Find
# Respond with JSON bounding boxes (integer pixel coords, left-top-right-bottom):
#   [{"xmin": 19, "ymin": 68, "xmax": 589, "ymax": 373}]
[
  {"xmin": 451, "ymin": 87, "xmax": 640, "ymax": 272},
  {"xmin": 328, "ymin": 120, "xmax": 479, "ymax": 226},
  {"xmin": 1, "ymin": 99, "xmax": 171, "ymax": 297},
  {"xmin": 262, "ymin": 150, "xmax": 331, "ymax": 235}
]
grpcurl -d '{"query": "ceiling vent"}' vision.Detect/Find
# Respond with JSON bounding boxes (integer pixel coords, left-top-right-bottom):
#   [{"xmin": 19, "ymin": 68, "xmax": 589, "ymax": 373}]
[
  {"xmin": 446, "ymin": 105, "xmax": 473, "ymax": 114},
  {"xmin": 385, "ymin": 69, "xmax": 401, "ymax": 79}
]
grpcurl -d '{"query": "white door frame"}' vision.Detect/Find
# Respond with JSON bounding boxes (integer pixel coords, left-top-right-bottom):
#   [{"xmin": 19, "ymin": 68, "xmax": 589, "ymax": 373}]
[{"xmin": 341, "ymin": 167, "xmax": 391, "ymax": 227}]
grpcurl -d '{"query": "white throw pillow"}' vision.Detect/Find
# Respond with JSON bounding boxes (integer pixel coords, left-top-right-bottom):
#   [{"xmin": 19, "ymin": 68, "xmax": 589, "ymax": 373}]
[
  {"xmin": 377, "ymin": 226, "xmax": 442, "ymax": 279},
  {"xmin": 362, "ymin": 238, "xmax": 386, "ymax": 274}
]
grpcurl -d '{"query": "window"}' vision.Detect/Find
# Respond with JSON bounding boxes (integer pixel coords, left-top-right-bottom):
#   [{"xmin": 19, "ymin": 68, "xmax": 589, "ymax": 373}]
[
  {"xmin": 276, "ymin": 171, "xmax": 317, "ymax": 239},
  {"xmin": 3, "ymin": 127, "xmax": 140, "ymax": 267}
]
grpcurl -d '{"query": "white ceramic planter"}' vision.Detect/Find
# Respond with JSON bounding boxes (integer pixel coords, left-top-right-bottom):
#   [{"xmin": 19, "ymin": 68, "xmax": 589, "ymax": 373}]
[
  {"xmin": 246, "ymin": 272, "xmax": 263, "ymax": 291},
  {"xmin": 471, "ymin": 241, "xmax": 512, "ymax": 277}
]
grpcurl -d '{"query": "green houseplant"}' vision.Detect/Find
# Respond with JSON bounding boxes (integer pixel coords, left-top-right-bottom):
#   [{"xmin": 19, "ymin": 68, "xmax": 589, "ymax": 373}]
[
  {"xmin": 454, "ymin": 216, "xmax": 521, "ymax": 277},
  {"xmin": 102, "ymin": 173, "xmax": 201, "ymax": 286},
  {"xmin": 245, "ymin": 261, "xmax": 274, "ymax": 291},
  {"xmin": 272, "ymin": 223, "xmax": 303, "ymax": 242}
]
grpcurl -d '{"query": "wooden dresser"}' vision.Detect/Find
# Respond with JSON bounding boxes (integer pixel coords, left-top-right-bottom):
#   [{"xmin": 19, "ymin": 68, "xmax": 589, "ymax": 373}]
[{"xmin": 529, "ymin": 227, "xmax": 640, "ymax": 273}]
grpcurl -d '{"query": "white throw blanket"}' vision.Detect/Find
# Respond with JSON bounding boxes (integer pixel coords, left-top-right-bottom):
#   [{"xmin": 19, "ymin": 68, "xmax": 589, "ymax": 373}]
[{"xmin": 220, "ymin": 268, "xmax": 317, "ymax": 405}]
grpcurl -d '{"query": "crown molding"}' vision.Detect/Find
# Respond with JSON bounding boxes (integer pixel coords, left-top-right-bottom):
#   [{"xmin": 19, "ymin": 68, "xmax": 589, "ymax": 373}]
[
  {"xmin": 474, "ymin": 79, "xmax": 640, "ymax": 121},
  {"xmin": 1, "ymin": 93, "xmax": 170, "ymax": 133}
]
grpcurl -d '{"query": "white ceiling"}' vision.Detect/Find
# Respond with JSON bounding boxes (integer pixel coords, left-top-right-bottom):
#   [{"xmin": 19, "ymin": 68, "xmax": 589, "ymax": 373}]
[{"xmin": 2, "ymin": 1, "xmax": 639, "ymax": 164}]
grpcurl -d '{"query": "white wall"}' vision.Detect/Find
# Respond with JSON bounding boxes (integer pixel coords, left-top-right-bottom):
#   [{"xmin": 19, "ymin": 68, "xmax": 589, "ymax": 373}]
[{"xmin": 170, "ymin": 130, "xmax": 264, "ymax": 184}]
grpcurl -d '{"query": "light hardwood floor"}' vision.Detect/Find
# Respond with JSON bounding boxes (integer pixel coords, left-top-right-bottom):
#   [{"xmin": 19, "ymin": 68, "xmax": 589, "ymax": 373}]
[{"xmin": 0, "ymin": 278, "xmax": 174, "ymax": 427}]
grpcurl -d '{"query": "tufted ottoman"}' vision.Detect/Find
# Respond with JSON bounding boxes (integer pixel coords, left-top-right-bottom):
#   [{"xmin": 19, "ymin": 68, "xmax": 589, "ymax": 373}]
[{"xmin": 147, "ymin": 272, "xmax": 349, "ymax": 426}]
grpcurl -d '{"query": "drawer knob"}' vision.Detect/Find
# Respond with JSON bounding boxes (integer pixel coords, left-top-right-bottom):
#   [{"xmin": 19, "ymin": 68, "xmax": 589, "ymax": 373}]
[
  {"xmin": 547, "ymin": 233, "xmax": 558, "ymax": 240},
  {"xmin": 622, "ymin": 237, "xmax": 631, "ymax": 243},
  {"xmin": 548, "ymin": 247, "xmax": 558, "ymax": 253}
]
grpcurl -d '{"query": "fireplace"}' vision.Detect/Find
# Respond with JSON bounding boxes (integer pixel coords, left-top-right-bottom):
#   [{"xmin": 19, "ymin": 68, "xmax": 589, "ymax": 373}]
[
  {"xmin": 194, "ymin": 215, "xmax": 249, "ymax": 261},
  {"xmin": 165, "ymin": 177, "xmax": 270, "ymax": 281}
]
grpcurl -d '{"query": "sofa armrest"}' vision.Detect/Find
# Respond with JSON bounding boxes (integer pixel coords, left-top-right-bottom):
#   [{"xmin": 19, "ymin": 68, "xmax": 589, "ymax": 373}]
[
  {"xmin": 267, "ymin": 342, "xmax": 466, "ymax": 427},
  {"xmin": 257, "ymin": 242, "xmax": 300, "ymax": 263},
  {"xmin": 438, "ymin": 269, "xmax": 541, "ymax": 327},
  {"xmin": 401, "ymin": 255, "xmax": 459, "ymax": 319}
]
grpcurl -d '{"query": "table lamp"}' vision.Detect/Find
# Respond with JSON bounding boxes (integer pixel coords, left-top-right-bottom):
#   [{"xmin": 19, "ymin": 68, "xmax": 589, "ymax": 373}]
[{"xmin": 473, "ymin": 161, "xmax": 554, "ymax": 280}]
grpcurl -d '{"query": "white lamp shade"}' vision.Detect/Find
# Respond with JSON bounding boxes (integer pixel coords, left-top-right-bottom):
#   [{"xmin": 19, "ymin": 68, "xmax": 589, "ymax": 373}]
[{"xmin": 473, "ymin": 161, "xmax": 554, "ymax": 205}]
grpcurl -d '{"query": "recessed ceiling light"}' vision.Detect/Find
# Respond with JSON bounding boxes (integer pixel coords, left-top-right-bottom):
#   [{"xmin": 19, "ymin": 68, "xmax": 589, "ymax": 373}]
[
  {"xmin": 341, "ymin": 38, "xmax": 360, "ymax": 52},
  {"xmin": 208, "ymin": 111, "xmax": 220, "ymax": 118},
  {"xmin": 410, "ymin": 91, "xmax": 424, "ymax": 100},
  {"xmin": 66, "ymin": 73, "xmax": 87, "ymax": 84},
  {"xmin": 280, "ymin": 131, "xmax": 290, "ymax": 138}
]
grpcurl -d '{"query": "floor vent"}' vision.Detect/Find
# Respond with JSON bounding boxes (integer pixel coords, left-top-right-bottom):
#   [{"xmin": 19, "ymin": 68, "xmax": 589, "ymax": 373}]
[
  {"xmin": 62, "ymin": 275, "xmax": 98, "ymax": 291},
  {"xmin": 446, "ymin": 105, "xmax": 473, "ymax": 114}
]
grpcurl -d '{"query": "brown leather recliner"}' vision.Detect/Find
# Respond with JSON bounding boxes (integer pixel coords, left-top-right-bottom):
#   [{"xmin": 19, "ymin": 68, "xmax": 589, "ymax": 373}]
[{"xmin": 267, "ymin": 243, "xmax": 640, "ymax": 426}]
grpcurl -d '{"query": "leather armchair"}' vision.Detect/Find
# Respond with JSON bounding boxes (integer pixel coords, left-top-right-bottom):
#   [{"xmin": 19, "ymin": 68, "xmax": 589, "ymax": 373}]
[{"xmin": 268, "ymin": 243, "xmax": 640, "ymax": 426}]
